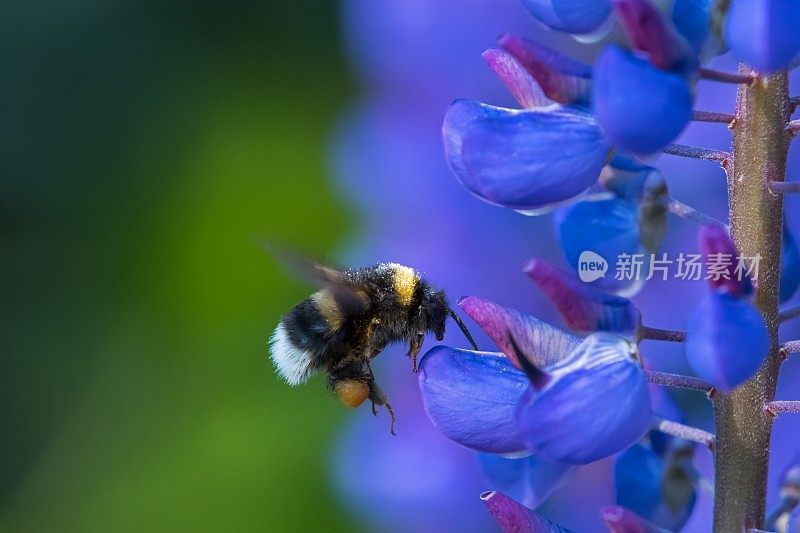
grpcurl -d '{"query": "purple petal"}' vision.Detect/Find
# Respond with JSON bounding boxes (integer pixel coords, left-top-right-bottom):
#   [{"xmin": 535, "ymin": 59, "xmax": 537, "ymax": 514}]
[
  {"xmin": 459, "ymin": 296, "xmax": 581, "ymax": 368},
  {"xmin": 685, "ymin": 293, "xmax": 769, "ymax": 393},
  {"xmin": 442, "ymin": 99, "xmax": 610, "ymax": 212},
  {"xmin": 523, "ymin": 259, "xmax": 641, "ymax": 336},
  {"xmin": 593, "ymin": 45, "xmax": 692, "ymax": 155},
  {"xmin": 499, "ymin": 34, "xmax": 592, "ymax": 105},
  {"xmin": 698, "ymin": 224, "xmax": 752, "ymax": 297},
  {"xmin": 521, "ymin": 0, "xmax": 613, "ymax": 34},
  {"xmin": 726, "ymin": 0, "xmax": 800, "ymax": 74},
  {"xmin": 601, "ymin": 506, "xmax": 667, "ymax": 532},
  {"xmin": 483, "ymin": 48, "xmax": 551, "ymax": 109},
  {"xmin": 478, "ymin": 453, "xmax": 575, "ymax": 509},
  {"xmin": 517, "ymin": 333, "xmax": 651, "ymax": 464},
  {"xmin": 481, "ymin": 491, "xmax": 575, "ymax": 533},
  {"xmin": 417, "ymin": 346, "xmax": 529, "ymax": 454},
  {"xmin": 613, "ymin": 0, "xmax": 697, "ymax": 73}
]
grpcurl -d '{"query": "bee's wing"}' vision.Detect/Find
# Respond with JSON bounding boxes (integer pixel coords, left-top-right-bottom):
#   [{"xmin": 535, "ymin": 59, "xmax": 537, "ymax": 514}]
[{"xmin": 267, "ymin": 245, "xmax": 371, "ymax": 316}]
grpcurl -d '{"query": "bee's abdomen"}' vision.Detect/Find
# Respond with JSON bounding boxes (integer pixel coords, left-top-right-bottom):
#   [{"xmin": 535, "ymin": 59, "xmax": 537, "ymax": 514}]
[{"xmin": 270, "ymin": 299, "xmax": 330, "ymax": 385}]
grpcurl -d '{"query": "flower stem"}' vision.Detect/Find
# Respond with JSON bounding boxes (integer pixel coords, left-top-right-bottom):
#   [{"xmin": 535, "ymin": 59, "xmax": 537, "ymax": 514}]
[
  {"xmin": 699, "ymin": 67, "xmax": 756, "ymax": 85},
  {"xmin": 666, "ymin": 198, "xmax": 728, "ymax": 228},
  {"xmin": 662, "ymin": 143, "xmax": 731, "ymax": 166},
  {"xmin": 782, "ymin": 340, "xmax": 800, "ymax": 355},
  {"xmin": 693, "ymin": 110, "xmax": 736, "ymax": 123},
  {"xmin": 766, "ymin": 400, "xmax": 800, "ymax": 414},
  {"xmin": 652, "ymin": 417, "xmax": 716, "ymax": 450},
  {"xmin": 646, "ymin": 370, "xmax": 714, "ymax": 393},
  {"xmin": 712, "ymin": 69, "xmax": 791, "ymax": 532}
]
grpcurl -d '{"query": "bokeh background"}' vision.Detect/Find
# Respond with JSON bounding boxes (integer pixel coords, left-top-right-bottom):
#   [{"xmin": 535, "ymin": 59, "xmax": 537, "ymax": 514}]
[{"xmin": 3, "ymin": 1, "xmax": 799, "ymax": 532}]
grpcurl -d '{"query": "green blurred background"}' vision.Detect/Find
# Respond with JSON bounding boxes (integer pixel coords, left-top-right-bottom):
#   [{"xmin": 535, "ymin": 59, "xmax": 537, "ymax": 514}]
[{"xmin": 1, "ymin": 1, "xmax": 356, "ymax": 530}]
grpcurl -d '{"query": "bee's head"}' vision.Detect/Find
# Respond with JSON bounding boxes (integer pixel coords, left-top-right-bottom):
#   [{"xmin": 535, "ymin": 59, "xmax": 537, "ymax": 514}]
[{"xmin": 421, "ymin": 285, "xmax": 449, "ymax": 341}]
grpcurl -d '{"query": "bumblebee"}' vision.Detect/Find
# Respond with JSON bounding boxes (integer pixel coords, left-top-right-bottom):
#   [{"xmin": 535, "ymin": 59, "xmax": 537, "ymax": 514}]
[{"xmin": 269, "ymin": 256, "xmax": 477, "ymax": 433}]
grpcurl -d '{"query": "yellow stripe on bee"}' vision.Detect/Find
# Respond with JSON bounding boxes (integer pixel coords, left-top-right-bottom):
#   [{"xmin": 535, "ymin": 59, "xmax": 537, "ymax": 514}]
[
  {"xmin": 312, "ymin": 290, "xmax": 344, "ymax": 330},
  {"xmin": 390, "ymin": 264, "xmax": 418, "ymax": 306}
]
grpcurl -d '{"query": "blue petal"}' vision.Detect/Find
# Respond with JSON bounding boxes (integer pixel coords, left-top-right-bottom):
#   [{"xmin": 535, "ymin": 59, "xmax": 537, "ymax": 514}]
[
  {"xmin": 726, "ymin": 0, "xmax": 800, "ymax": 74},
  {"xmin": 615, "ymin": 444, "xmax": 663, "ymax": 520},
  {"xmin": 521, "ymin": 0, "xmax": 612, "ymax": 34},
  {"xmin": 672, "ymin": 0, "xmax": 711, "ymax": 50},
  {"xmin": 523, "ymin": 259, "xmax": 641, "ymax": 336},
  {"xmin": 418, "ymin": 346, "xmax": 529, "ymax": 454},
  {"xmin": 556, "ymin": 194, "xmax": 649, "ymax": 297},
  {"xmin": 479, "ymin": 453, "xmax": 575, "ymax": 509},
  {"xmin": 482, "ymin": 491, "xmax": 575, "ymax": 532},
  {"xmin": 685, "ymin": 292, "xmax": 769, "ymax": 392},
  {"xmin": 593, "ymin": 45, "xmax": 693, "ymax": 155},
  {"xmin": 781, "ymin": 222, "xmax": 800, "ymax": 303},
  {"xmin": 672, "ymin": 0, "xmax": 727, "ymax": 61},
  {"xmin": 459, "ymin": 296, "xmax": 581, "ymax": 368},
  {"xmin": 443, "ymin": 100, "xmax": 610, "ymax": 213},
  {"xmin": 517, "ymin": 333, "xmax": 652, "ymax": 464}
]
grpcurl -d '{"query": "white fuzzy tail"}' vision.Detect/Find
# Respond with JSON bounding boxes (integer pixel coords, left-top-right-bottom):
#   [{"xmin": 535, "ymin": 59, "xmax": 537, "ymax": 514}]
[{"xmin": 269, "ymin": 323, "xmax": 315, "ymax": 385}]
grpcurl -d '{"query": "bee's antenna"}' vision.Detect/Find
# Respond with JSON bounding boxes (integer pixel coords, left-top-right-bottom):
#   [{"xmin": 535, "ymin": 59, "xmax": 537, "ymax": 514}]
[{"xmin": 449, "ymin": 310, "xmax": 479, "ymax": 350}]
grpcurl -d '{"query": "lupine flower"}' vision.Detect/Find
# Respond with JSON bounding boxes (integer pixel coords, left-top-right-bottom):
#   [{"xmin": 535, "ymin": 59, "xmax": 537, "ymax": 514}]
[
  {"xmin": 523, "ymin": 258, "xmax": 641, "ymax": 337},
  {"xmin": 615, "ymin": 439, "xmax": 698, "ymax": 530},
  {"xmin": 556, "ymin": 161, "xmax": 668, "ymax": 296},
  {"xmin": 443, "ymin": 0, "xmax": 699, "ymax": 223},
  {"xmin": 593, "ymin": 0, "xmax": 697, "ymax": 154},
  {"xmin": 443, "ymin": 37, "xmax": 610, "ymax": 214},
  {"xmin": 482, "ymin": 491, "xmax": 575, "ymax": 532},
  {"xmin": 516, "ymin": 332, "xmax": 651, "ymax": 464},
  {"xmin": 671, "ymin": 0, "xmax": 727, "ymax": 61},
  {"xmin": 685, "ymin": 225, "xmax": 768, "ymax": 392},
  {"xmin": 442, "ymin": 99, "xmax": 610, "ymax": 213},
  {"xmin": 418, "ymin": 297, "xmax": 651, "ymax": 466},
  {"xmin": 725, "ymin": 0, "xmax": 800, "ymax": 74}
]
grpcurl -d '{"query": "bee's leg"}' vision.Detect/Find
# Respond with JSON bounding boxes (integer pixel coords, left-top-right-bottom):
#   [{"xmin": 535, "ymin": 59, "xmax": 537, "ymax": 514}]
[
  {"xmin": 407, "ymin": 309, "xmax": 427, "ymax": 373},
  {"xmin": 407, "ymin": 334, "xmax": 425, "ymax": 373},
  {"xmin": 367, "ymin": 376, "xmax": 396, "ymax": 435}
]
